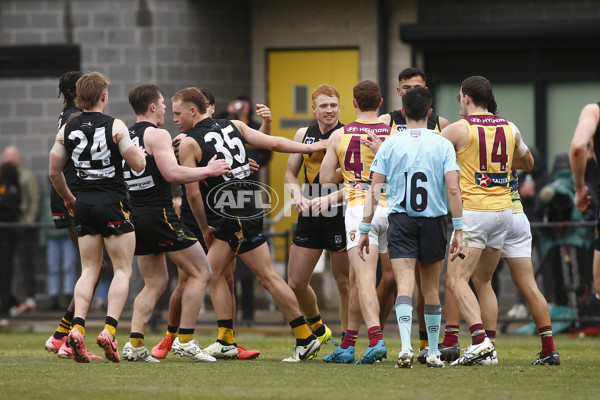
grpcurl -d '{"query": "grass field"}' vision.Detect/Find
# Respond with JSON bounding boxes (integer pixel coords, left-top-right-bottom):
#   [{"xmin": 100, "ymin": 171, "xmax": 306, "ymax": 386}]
[{"xmin": 0, "ymin": 331, "xmax": 598, "ymax": 400}]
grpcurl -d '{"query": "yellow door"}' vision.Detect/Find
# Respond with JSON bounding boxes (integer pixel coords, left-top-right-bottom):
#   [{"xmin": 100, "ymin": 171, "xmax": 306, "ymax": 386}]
[{"xmin": 267, "ymin": 48, "xmax": 360, "ymax": 260}]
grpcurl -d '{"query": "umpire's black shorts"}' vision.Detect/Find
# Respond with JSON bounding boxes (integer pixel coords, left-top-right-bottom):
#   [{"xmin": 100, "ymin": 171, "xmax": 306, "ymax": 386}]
[{"xmin": 387, "ymin": 213, "xmax": 448, "ymax": 263}]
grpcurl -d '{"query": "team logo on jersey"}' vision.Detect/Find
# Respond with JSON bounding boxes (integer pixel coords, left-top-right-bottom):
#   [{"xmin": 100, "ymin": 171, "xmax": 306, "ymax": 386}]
[
  {"xmin": 304, "ymin": 137, "xmax": 315, "ymax": 145},
  {"xmin": 475, "ymin": 173, "xmax": 509, "ymax": 188},
  {"xmin": 207, "ymin": 180, "xmax": 279, "ymax": 220},
  {"xmin": 396, "ymin": 124, "xmax": 407, "ymax": 132}
]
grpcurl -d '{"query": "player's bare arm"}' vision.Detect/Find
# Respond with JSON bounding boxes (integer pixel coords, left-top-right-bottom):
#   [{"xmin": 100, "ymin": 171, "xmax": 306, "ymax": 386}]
[
  {"xmin": 148, "ymin": 127, "xmax": 230, "ymax": 183},
  {"xmin": 377, "ymin": 112, "xmax": 392, "ymax": 126},
  {"xmin": 256, "ymin": 104, "xmax": 272, "ymax": 135},
  {"xmin": 179, "ymin": 136, "xmax": 213, "ymax": 245},
  {"xmin": 512, "ymin": 131, "xmax": 534, "ymax": 171},
  {"xmin": 233, "ymin": 120, "xmax": 327, "ymax": 153},
  {"xmin": 570, "ymin": 103, "xmax": 600, "ymax": 211},
  {"xmin": 319, "ymin": 128, "xmax": 343, "ymax": 185},
  {"xmin": 444, "ymin": 169, "xmax": 463, "ymax": 261},
  {"xmin": 357, "ymin": 171, "xmax": 385, "ymax": 261},
  {"xmin": 285, "ymin": 127, "xmax": 311, "ymax": 215},
  {"xmin": 439, "ymin": 116, "xmax": 450, "ymax": 131},
  {"xmin": 49, "ymin": 127, "xmax": 76, "ymax": 215},
  {"xmin": 441, "ymin": 121, "xmax": 469, "ymax": 152},
  {"xmin": 113, "ymin": 119, "xmax": 146, "ymax": 172}
]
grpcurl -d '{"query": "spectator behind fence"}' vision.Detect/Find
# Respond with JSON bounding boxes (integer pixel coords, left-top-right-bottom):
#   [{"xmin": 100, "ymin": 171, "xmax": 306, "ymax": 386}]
[
  {"xmin": 506, "ymin": 147, "xmax": 550, "ymax": 319},
  {"xmin": 39, "ymin": 184, "xmax": 78, "ymax": 310},
  {"xmin": 2, "ymin": 146, "xmax": 41, "ymax": 315},
  {"xmin": 0, "ymin": 162, "xmax": 21, "ymax": 324},
  {"xmin": 538, "ymin": 153, "xmax": 594, "ymax": 307}
]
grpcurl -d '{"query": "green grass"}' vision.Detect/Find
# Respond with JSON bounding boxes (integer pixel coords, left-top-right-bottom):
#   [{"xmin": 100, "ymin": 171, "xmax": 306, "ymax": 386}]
[{"xmin": 0, "ymin": 332, "xmax": 598, "ymax": 400}]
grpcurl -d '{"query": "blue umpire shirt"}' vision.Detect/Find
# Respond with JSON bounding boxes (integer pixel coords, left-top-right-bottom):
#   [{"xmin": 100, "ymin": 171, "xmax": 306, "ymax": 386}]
[{"xmin": 370, "ymin": 128, "xmax": 458, "ymax": 218}]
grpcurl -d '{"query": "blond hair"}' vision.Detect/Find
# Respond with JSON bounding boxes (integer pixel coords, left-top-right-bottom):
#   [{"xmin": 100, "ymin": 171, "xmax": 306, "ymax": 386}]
[
  {"xmin": 75, "ymin": 72, "xmax": 110, "ymax": 111},
  {"xmin": 171, "ymin": 87, "xmax": 207, "ymax": 114}
]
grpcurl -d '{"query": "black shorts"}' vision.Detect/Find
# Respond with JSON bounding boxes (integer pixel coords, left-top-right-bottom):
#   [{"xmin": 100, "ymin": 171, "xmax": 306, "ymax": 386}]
[
  {"xmin": 132, "ymin": 207, "xmax": 198, "ymax": 255},
  {"xmin": 387, "ymin": 213, "xmax": 448, "ymax": 263},
  {"xmin": 214, "ymin": 215, "xmax": 266, "ymax": 255},
  {"xmin": 293, "ymin": 214, "xmax": 346, "ymax": 252},
  {"xmin": 74, "ymin": 200, "xmax": 135, "ymax": 238}
]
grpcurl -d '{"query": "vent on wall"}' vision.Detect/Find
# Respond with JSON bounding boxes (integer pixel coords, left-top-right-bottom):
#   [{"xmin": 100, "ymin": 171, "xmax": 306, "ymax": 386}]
[{"xmin": 0, "ymin": 45, "xmax": 80, "ymax": 78}]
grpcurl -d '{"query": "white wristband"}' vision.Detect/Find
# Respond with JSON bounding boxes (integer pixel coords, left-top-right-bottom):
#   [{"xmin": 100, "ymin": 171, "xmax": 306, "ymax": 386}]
[{"xmin": 515, "ymin": 140, "xmax": 529, "ymax": 158}]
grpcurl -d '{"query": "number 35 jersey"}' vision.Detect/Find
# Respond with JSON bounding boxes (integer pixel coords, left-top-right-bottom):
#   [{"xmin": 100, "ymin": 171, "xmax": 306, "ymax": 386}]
[
  {"xmin": 186, "ymin": 118, "xmax": 254, "ymax": 217},
  {"xmin": 458, "ymin": 112, "xmax": 515, "ymax": 212},
  {"xmin": 337, "ymin": 119, "xmax": 392, "ymax": 207},
  {"xmin": 62, "ymin": 111, "xmax": 128, "ymax": 205}
]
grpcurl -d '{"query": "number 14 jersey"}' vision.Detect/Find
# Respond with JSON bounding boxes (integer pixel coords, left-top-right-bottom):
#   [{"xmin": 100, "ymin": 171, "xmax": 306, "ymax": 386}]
[{"xmin": 458, "ymin": 112, "xmax": 516, "ymax": 212}]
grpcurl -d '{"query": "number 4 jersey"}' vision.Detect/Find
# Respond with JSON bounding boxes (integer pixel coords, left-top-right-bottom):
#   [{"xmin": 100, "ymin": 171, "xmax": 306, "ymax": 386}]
[
  {"xmin": 337, "ymin": 120, "xmax": 392, "ymax": 207},
  {"xmin": 62, "ymin": 111, "xmax": 128, "ymax": 205},
  {"xmin": 458, "ymin": 112, "xmax": 516, "ymax": 211}
]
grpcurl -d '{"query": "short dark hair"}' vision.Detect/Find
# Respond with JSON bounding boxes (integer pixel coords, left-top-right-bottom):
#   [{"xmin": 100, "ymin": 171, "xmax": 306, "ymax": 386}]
[
  {"xmin": 199, "ymin": 88, "xmax": 215, "ymax": 106},
  {"xmin": 58, "ymin": 71, "xmax": 83, "ymax": 105},
  {"xmin": 398, "ymin": 67, "xmax": 426, "ymax": 83},
  {"xmin": 129, "ymin": 84, "xmax": 163, "ymax": 115},
  {"xmin": 353, "ymin": 80, "xmax": 381, "ymax": 112},
  {"xmin": 461, "ymin": 76, "xmax": 497, "ymax": 115},
  {"xmin": 402, "ymin": 87, "xmax": 432, "ymax": 121}
]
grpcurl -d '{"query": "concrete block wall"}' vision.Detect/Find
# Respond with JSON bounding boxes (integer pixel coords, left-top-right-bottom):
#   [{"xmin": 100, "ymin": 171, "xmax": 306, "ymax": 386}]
[{"xmin": 0, "ymin": 0, "xmax": 252, "ymax": 190}]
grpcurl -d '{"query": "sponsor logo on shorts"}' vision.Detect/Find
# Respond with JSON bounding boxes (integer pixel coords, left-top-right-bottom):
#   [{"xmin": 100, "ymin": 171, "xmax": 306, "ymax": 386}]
[
  {"xmin": 106, "ymin": 221, "xmax": 122, "ymax": 228},
  {"xmin": 251, "ymin": 233, "xmax": 264, "ymax": 243},
  {"xmin": 335, "ymin": 235, "xmax": 342, "ymax": 245},
  {"xmin": 158, "ymin": 240, "xmax": 174, "ymax": 247}
]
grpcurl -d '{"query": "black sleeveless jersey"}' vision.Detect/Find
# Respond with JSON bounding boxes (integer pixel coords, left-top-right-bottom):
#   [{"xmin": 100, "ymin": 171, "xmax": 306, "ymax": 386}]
[
  {"xmin": 302, "ymin": 121, "xmax": 343, "ymax": 188},
  {"xmin": 389, "ymin": 109, "xmax": 442, "ymax": 132},
  {"xmin": 53, "ymin": 104, "xmax": 81, "ymax": 201},
  {"xmin": 63, "ymin": 112, "xmax": 127, "ymax": 204},
  {"xmin": 187, "ymin": 118, "xmax": 256, "ymax": 218},
  {"xmin": 124, "ymin": 121, "xmax": 172, "ymax": 210}
]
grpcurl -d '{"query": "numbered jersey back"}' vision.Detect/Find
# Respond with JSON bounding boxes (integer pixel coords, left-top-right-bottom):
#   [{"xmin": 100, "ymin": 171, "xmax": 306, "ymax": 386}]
[
  {"xmin": 124, "ymin": 121, "xmax": 172, "ymax": 209},
  {"xmin": 63, "ymin": 112, "xmax": 127, "ymax": 204},
  {"xmin": 458, "ymin": 113, "xmax": 515, "ymax": 211},
  {"xmin": 338, "ymin": 120, "xmax": 391, "ymax": 207},
  {"xmin": 187, "ymin": 118, "xmax": 254, "ymax": 215}
]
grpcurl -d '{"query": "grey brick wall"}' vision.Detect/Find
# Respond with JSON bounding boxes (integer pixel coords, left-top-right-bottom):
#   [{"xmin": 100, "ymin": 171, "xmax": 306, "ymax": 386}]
[
  {"xmin": 0, "ymin": 0, "xmax": 252, "ymax": 191},
  {"xmin": 417, "ymin": 0, "xmax": 600, "ymax": 24}
]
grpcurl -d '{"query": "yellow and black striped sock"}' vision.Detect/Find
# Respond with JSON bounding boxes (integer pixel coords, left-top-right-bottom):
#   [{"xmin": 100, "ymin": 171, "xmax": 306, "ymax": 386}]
[
  {"xmin": 166, "ymin": 325, "xmax": 178, "ymax": 339},
  {"xmin": 129, "ymin": 332, "xmax": 144, "ymax": 348},
  {"xmin": 307, "ymin": 315, "xmax": 326, "ymax": 337},
  {"xmin": 54, "ymin": 310, "xmax": 74, "ymax": 339},
  {"xmin": 217, "ymin": 319, "xmax": 235, "ymax": 345},
  {"xmin": 179, "ymin": 328, "xmax": 194, "ymax": 344},
  {"xmin": 419, "ymin": 330, "xmax": 429, "ymax": 350},
  {"xmin": 72, "ymin": 317, "xmax": 86, "ymax": 336},
  {"xmin": 290, "ymin": 316, "xmax": 314, "ymax": 346},
  {"xmin": 104, "ymin": 316, "xmax": 118, "ymax": 337}
]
